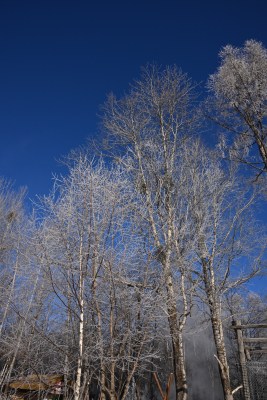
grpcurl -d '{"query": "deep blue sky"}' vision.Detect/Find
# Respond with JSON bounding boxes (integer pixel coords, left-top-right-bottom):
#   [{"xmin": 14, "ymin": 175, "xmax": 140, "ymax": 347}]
[{"xmin": 1, "ymin": 0, "xmax": 267, "ymax": 198}]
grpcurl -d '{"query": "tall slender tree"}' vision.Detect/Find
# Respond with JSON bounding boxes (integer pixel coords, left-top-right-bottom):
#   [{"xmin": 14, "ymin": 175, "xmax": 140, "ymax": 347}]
[
  {"xmin": 103, "ymin": 65, "xmax": 199, "ymax": 400},
  {"xmin": 37, "ymin": 157, "xmax": 158, "ymax": 400},
  {"xmin": 182, "ymin": 141, "xmax": 263, "ymax": 400}
]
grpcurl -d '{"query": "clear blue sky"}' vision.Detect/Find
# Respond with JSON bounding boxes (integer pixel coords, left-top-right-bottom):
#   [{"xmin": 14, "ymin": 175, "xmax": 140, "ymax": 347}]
[{"xmin": 1, "ymin": 0, "xmax": 267, "ymax": 198}]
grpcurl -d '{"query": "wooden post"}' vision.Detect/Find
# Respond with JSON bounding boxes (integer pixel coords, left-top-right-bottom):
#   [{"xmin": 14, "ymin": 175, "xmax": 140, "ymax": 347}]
[
  {"xmin": 234, "ymin": 320, "xmax": 251, "ymax": 400},
  {"xmin": 153, "ymin": 372, "xmax": 174, "ymax": 400},
  {"xmin": 153, "ymin": 373, "xmax": 165, "ymax": 400},
  {"xmin": 164, "ymin": 373, "xmax": 173, "ymax": 400}
]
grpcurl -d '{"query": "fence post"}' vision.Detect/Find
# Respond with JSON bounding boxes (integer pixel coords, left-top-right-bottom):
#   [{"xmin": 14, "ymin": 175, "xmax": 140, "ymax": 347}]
[{"xmin": 235, "ymin": 319, "xmax": 251, "ymax": 400}]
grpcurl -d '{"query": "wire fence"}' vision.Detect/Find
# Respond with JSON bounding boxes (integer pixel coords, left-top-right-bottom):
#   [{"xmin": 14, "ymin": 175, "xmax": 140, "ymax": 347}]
[{"xmin": 246, "ymin": 361, "xmax": 267, "ymax": 400}]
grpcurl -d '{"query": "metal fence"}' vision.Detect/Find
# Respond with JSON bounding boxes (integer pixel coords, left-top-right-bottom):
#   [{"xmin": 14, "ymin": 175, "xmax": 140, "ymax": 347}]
[{"xmin": 246, "ymin": 361, "xmax": 267, "ymax": 400}]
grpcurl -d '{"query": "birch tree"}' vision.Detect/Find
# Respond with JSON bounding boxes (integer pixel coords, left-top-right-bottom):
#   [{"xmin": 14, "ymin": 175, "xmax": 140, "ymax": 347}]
[
  {"xmin": 0, "ymin": 180, "xmax": 26, "ymax": 335},
  {"xmin": 183, "ymin": 141, "xmax": 264, "ymax": 400},
  {"xmin": 102, "ymin": 65, "xmax": 199, "ymax": 400},
  {"xmin": 208, "ymin": 40, "xmax": 267, "ymax": 178},
  {"xmin": 37, "ymin": 157, "xmax": 158, "ymax": 400},
  {"xmin": 0, "ymin": 180, "xmax": 32, "ymax": 387}
]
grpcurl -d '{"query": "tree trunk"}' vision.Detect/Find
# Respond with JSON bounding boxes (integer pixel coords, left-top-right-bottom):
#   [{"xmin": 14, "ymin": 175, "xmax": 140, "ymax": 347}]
[
  {"xmin": 210, "ymin": 304, "xmax": 233, "ymax": 400},
  {"xmin": 202, "ymin": 258, "xmax": 233, "ymax": 400},
  {"xmin": 74, "ymin": 299, "xmax": 84, "ymax": 400},
  {"xmin": 109, "ymin": 361, "xmax": 116, "ymax": 400},
  {"xmin": 74, "ymin": 239, "xmax": 85, "ymax": 400},
  {"xmin": 165, "ymin": 271, "xmax": 187, "ymax": 400},
  {"xmin": 99, "ymin": 367, "xmax": 107, "ymax": 400}
]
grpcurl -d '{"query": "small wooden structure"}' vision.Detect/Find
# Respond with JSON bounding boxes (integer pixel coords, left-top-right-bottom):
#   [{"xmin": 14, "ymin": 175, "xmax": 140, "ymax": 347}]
[
  {"xmin": 4, "ymin": 374, "xmax": 65, "ymax": 400},
  {"xmin": 231, "ymin": 320, "xmax": 267, "ymax": 400}
]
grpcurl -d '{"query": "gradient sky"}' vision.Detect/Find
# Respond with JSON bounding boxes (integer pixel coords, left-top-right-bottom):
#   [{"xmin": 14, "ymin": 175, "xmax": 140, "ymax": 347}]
[{"xmin": 1, "ymin": 0, "xmax": 267, "ymax": 199}]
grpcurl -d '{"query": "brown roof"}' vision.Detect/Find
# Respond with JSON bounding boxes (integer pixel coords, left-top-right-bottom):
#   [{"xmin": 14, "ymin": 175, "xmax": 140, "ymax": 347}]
[{"xmin": 9, "ymin": 375, "xmax": 64, "ymax": 391}]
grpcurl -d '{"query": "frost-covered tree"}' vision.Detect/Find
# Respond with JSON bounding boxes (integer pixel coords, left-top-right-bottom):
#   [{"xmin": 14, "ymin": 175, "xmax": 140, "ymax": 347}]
[
  {"xmin": 185, "ymin": 142, "xmax": 263, "ymax": 400},
  {"xmin": 37, "ymin": 157, "xmax": 158, "ymax": 400},
  {"xmin": 208, "ymin": 40, "xmax": 267, "ymax": 177},
  {"xmin": 0, "ymin": 180, "xmax": 26, "ymax": 336},
  {"xmin": 102, "ymin": 65, "xmax": 199, "ymax": 400}
]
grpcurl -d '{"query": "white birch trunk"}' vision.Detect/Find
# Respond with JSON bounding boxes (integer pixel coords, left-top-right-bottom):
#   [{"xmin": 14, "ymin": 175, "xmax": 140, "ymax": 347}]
[{"xmin": 74, "ymin": 238, "xmax": 85, "ymax": 400}]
